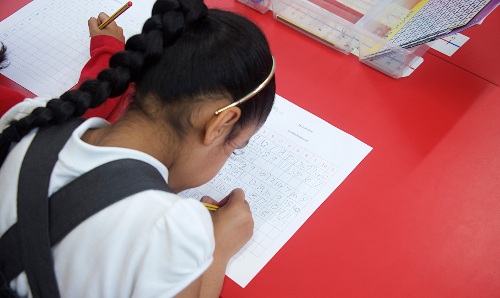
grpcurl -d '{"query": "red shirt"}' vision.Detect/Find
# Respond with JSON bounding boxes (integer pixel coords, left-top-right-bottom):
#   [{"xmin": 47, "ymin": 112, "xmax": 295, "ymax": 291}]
[
  {"xmin": 0, "ymin": 35, "xmax": 129, "ymax": 122},
  {"xmin": 0, "ymin": 85, "xmax": 25, "ymax": 116}
]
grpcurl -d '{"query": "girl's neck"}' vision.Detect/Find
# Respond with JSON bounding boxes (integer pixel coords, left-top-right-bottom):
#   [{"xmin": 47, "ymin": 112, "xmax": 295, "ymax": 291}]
[{"xmin": 81, "ymin": 112, "xmax": 178, "ymax": 167}]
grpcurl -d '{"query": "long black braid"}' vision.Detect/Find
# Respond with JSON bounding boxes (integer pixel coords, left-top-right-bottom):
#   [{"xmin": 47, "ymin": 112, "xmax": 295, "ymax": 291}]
[
  {"xmin": 0, "ymin": 0, "xmax": 275, "ymax": 165},
  {"xmin": 0, "ymin": 0, "xmax": 207, "ymax": 163},
  {"xmin": 0, "ymin": 43, "xmax": 8, "ymax": 70}
]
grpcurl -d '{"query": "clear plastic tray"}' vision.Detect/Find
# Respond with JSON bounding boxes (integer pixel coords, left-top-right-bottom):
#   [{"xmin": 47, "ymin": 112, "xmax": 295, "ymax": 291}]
[
  {"xmin": 237, "ymin": 0, "xmax": 273, "ymax": 13},
  {"xmin": 271, "ymin": 0, "xmax": 431, "ymax": 78}
]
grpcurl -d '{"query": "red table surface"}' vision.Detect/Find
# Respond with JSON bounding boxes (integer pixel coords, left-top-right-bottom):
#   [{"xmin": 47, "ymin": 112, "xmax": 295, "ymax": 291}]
[
  {"xmin": 429, "ymin": 7, "xmax": 500, "ymax": 87},
  {"xmin": 2, "ymin": 1, "xmax": 500, "ymax": 297}
]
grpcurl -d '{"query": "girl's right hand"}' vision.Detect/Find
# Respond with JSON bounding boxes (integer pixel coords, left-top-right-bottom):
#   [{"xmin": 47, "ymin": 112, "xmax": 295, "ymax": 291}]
[
  {"xmin": 205, "ymin": 188, "xmax": 254, "ymax": 262},
  {"xmin": 88, "ymin": 12, "xmax": 125, "ymax": 43}
]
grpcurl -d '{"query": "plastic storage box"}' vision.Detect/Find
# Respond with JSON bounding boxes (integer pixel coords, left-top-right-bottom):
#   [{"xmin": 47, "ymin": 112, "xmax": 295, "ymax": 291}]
[
  {"xmin": 238, "ymin": 0, "xmax": 273, "ymax": 13},
  {"xmin": 270, "ymin": 0, "xmax": 431, "ymax": 78}
]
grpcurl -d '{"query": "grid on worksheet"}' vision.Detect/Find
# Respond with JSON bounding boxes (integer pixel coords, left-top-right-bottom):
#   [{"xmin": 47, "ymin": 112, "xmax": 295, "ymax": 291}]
[
  {"xmin": 182, "ymin": 126, "xmax": 338, "ymax": 260},
  {"xmin": 1, "ymin": 0, "xmax": 142, "ymax": 95}
]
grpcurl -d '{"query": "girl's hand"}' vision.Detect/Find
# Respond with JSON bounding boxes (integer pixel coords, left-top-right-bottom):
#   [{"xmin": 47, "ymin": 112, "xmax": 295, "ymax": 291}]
[
  {"xmin": 88, "ymin": 12, "xmax": 125, "ymax": 43},
  {"xmin": 201, "ymin": 188, "xmax": 254, "ymax": 261}
]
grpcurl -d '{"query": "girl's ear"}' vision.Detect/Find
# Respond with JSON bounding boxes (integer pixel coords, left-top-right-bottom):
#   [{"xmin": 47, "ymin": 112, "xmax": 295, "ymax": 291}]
[{"xmin": 203, "ymin": 106, "xmax": 241, "ymax": 146}]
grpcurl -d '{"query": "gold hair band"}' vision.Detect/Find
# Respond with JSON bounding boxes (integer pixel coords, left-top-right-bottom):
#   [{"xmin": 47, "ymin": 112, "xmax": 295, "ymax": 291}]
[{"xmin": 215, "ymin": 56, "xmax": 276, "ymax": 115}]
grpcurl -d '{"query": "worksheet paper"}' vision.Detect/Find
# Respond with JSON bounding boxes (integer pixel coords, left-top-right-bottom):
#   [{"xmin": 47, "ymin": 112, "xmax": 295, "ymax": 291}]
[
  {"xmin": 0, "ymin": 0, "xmax": 155, "ymax": 96},
  {"xmin": 429, "ymin": 33, "xmax": 470, "ymax": 56},
  {"xmin": 180, "ymin": 95, "xmax": 372, "ymax": 287}
]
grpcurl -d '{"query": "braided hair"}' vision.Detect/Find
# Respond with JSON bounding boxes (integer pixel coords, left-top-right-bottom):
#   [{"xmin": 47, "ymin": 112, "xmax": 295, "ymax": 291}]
[
  {"xmin": 0, "ymin": 0, "xmax": 275, "ymax": 165},
  {"xmin": 0, "ymin": 43, "xmax": 8, "ymax": 70}
]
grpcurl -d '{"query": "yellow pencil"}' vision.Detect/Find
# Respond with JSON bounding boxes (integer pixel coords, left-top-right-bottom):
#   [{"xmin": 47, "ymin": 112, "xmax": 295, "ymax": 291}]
[
  {"xmin": 98, "ymin": 2, "xmax": 133, "ymax": 30},
  {"xmin": 202, "ymin": 202, "xmax": 220, "ymax": 211}
]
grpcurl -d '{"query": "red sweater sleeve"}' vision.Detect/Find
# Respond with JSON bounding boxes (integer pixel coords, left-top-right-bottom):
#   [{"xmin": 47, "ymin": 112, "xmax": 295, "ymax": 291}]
[
  {"xmin": 1, "ymin": 35, "xmax": 132, "ymax": 122},
  {"xmin": 76, "ymin": 35, "xmax": 132, "ymax": 122},
  {"xmin": 0, "ymin": 85, "xmax": 26, "ymax": 116}
]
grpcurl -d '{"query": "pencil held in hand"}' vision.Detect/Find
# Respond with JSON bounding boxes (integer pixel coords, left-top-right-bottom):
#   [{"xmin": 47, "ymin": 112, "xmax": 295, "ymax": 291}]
[
  {"xmin": 202, "ymin": 202, "xmax": 220, "ymax": 211},
  {"xmin": 98, "ymin": 2, "xmax": 132, "ymax": 30}
]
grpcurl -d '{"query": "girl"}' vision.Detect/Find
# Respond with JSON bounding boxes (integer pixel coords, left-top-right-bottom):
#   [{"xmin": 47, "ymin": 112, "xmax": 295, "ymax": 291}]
[{"xmin": 0, "ymin": 0, "xmax": 276, "ymax": 296}]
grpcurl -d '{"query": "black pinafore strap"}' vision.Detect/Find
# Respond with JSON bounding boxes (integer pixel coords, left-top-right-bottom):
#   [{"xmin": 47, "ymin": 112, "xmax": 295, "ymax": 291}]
[{"xmin": 0, "ymin": 119, "xmax": 172, "ymax": 298}]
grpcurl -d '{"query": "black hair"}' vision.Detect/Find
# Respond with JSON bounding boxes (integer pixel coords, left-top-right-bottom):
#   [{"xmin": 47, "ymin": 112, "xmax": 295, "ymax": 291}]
[
  {"xmin": 0, "ymin": 42, "xmax": 8, "ymax": 70},
  {"xmin": 0, "ymin": 0, "xmax": 275, "ymax": 164}
]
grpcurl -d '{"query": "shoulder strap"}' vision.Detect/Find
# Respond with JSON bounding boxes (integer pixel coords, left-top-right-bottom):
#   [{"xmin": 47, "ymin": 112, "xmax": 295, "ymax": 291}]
[
  {"xmin": 47, "ymin": 158, "xmax": 172, "ymax": 245},
  {"xmin": 0, "ymin": 119, "xmax": 172, "ymax": 298},
  {"xmin": 16, "ymin": 119, "xmax": 85, "ymax": 298},
  {"xmin": 0, "ymin": 119, "xmax": 83, "ymax": 293}
]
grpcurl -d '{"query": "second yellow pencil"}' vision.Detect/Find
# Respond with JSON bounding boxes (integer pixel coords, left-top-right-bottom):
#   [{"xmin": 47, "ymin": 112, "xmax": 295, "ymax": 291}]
[{"xmin": 98, "ymin": 2, "xmax": 133, "ymax": 30}]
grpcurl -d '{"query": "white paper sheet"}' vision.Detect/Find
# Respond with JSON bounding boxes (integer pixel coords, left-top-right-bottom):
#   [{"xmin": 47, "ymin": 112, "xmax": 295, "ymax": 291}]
[
  {"xmin": 181, "ymin": 94, "xmax": 372, "ymax": 287},
  {"xmin": 0, "ymin": 0, "xmax": 155, "ymax": 97},
  {"xmin": 429, "ymin": 33, "xmax": 470, "ymax": 56}
]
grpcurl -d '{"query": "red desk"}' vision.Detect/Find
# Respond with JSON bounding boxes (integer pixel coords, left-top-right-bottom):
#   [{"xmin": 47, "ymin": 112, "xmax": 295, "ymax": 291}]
[
  {"xmin": 429, "ymin": 7, "xmax": 500, "ymax": 86},
  {"xmin": 2, "ymin": 1, "xmax": 500, "ymax": 297}
]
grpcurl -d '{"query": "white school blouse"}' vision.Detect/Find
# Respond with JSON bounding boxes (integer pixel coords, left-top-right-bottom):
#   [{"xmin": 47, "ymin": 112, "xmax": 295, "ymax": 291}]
[{"xmin": 0, "ymin": 98, "xmax": 215, "ymax": 298}]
